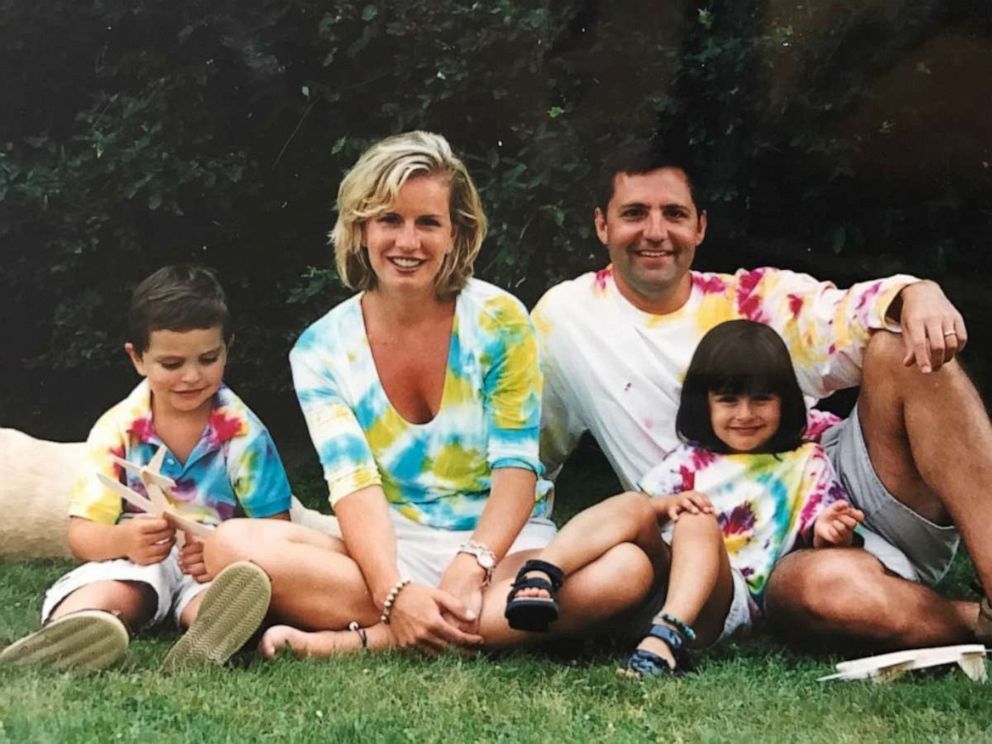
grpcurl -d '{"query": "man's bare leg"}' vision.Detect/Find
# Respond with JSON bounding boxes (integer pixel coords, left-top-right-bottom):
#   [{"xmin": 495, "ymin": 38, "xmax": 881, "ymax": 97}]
[
  {"xmin": 766, "ymin": 331, "xmax": 989, "ymax": 647},
  {"xmin": 858, "ymin": 331, "xmax": 992, "ymax": 593},
  {"xmin": 765, "ymin": 549, "xmax": 975, "ymax": 648}
]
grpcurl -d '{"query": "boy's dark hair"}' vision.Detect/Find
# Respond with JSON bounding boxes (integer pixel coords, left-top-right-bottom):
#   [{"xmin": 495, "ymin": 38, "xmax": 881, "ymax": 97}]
[
  {"xmin": 676, "ymin": 319, "xmax": 807, "ymax": 454},
  {"xmin": 594, "ymin": 138, "xmax": 705, "ymax": 213},
  {"xmin": 127, "ymin": 265, "xmax": 232, "ymax": 354}
]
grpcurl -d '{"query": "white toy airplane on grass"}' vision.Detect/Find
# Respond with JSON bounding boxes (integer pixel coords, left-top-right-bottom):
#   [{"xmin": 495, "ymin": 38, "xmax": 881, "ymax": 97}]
[
  {"xmin": 96, "ymin": 446, "xmax": 213, "ymax": 539},
  {"xmin": 819, "ymin": 644, "xmax": 988, "ymax": 683}
]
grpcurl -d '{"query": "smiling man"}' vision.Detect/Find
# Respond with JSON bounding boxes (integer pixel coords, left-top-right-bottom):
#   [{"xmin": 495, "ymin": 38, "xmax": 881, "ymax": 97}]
[{"xmin": 532, "ymin": 139, "xmax": 992, "ymax": 649}]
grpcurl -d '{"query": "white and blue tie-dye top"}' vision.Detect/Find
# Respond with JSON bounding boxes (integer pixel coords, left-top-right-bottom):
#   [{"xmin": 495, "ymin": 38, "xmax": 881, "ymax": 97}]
[{"xmin": 291, "ymin": 279, "xmax": 551, "ymax": 531}]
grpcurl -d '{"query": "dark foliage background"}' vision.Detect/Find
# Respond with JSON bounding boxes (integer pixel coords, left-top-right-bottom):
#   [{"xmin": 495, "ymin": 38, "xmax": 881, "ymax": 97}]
[{"xmin": 2, "ymin": 0, "xmax": 991, "ymax": 455}]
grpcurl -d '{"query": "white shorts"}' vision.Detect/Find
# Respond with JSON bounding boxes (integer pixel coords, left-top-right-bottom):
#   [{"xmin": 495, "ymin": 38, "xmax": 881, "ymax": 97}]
[
  {"xmin": 41, "ymin": 547, "xmax": 210, "ymax": 629},
  {"xmin": 317, "ymin": 510, "xmax": 558, "ymax": 587}
]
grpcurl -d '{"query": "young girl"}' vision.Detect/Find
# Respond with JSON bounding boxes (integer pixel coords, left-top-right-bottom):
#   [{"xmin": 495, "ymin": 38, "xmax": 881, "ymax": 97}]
[{"xmin": 505, "ymin": 319, "xmax": 864, "ymax": 676}]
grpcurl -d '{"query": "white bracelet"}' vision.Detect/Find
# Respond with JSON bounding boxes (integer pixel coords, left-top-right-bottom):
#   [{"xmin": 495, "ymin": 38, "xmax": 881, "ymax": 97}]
[{"xmin": 379, "ymin": 578, "xmax": 411, "ymax": 625}]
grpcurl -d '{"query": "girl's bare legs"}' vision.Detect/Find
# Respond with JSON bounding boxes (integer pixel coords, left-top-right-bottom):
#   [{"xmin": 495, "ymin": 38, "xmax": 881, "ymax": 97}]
[
  {"xmin": 512, "ymin": 491, "xmax": 670, "ymax": 603},
  {"xmin": 637, "ymin": 511, "xmax": 734, "ymax": 669}
]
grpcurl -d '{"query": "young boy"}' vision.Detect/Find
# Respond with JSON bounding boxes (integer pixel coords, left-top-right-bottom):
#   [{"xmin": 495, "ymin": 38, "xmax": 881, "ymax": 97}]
[{"xmin": 0, "ymin": 265, "xmax": 293, "ymax": 671}]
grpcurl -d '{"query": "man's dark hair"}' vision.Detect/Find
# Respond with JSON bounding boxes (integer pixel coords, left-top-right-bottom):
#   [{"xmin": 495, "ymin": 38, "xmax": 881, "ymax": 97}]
[
  {"xmin": 594, "ymin": 138, "xmax": 705, "ymax": 213},
  {"xmin": 676, "ymin": 319, "xmax": 807, "ymax": 454},
  {"xmin": 127, "ymin": 265, "xmax": 232, "ymax": 354}
]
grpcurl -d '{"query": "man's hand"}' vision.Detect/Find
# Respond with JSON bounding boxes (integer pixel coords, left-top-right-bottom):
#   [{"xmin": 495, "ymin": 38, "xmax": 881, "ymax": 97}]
[
  {"xmin": 178, "ymin": 536, "xmax": 212, "ymax": 583},
  {"xmin": 813, "ymin": 501, "xmax": 864, "ymax": 548},
  {"xmin": 896, "ymin": 280, "xmax": 967, "ymax": 373},
  {"xmin": 117, "ymin": 516, "xmax": 175, "ymax": 565}
]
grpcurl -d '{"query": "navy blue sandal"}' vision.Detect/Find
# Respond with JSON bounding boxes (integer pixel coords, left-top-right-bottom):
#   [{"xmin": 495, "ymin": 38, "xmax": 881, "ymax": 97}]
[
  {"xmin": 504, "ymin": 559, "xmax": 565, "ymax": 632},
  {"xmin": 619, "ymin": 622, "xmax": 692, "ymax": 678}
]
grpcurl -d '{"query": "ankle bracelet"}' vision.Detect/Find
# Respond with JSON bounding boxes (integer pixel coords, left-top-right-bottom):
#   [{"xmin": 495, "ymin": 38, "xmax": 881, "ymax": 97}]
[
  {"xmin": 658, "ymin": 612, "xmax": 696, "ymax": 642},
  {"xmin": 347, "ymin": 621, "xmax": 368, "ymax": 649}
]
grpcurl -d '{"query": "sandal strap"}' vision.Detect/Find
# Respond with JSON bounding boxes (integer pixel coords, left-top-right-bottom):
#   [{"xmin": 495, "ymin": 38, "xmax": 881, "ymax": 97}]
[
  {"xmin": 626, "ymin": 648, "xmax": 678, "ymax": 677},
  {"xmin": 516, "ymin": 559, "xmax": 565, "ymax": 590},
  {"xmin": 644, "ymin": 622, "xmax": 686, "ymax": 652},
  {"xmin": 510, "ymin": 575, "xmax": 556, "ymax": 593},
  {"xmin": 643, "ymin": 623, "xmax": 692, "ymax": 672}
]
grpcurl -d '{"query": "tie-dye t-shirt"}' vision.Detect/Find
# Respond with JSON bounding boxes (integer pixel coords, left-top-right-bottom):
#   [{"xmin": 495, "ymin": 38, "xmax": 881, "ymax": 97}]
[
  {"xmin": 639, "ymin": 441, "xmax": 846, "ymax": 607},
  {"xmin": 533, "ymin": 266, "xmax": 915, "ymax": 493},
  {"xmin": 291, "ymin": 278, "xmax": 549, "ymax": 531},
  {"xmin": 69, "ymin": 381, "xmax": 292, "ymax": 526}
]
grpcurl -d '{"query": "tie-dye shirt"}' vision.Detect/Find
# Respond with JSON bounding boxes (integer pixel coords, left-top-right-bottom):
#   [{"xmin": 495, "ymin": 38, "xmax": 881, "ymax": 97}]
[
  {"xmin": 69, "ymin": 381, "xmax": 292, "ymax": 526},
  {"xmin": 639, "ymin": 441, "xmax": 846, "ymax": 607},
  {"xmin": 291, "ymin": 278, "xmax": 549, "ymax": 531},
  {"xmin": 533, "ymin": 266, "xmax": 915, "ymax": 492}
]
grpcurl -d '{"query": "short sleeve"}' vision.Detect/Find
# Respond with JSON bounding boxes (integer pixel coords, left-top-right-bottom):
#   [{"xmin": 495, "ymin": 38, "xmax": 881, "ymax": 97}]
[
  {"xmin": 638, "ymin": 444, "xmax": 699, "ymax": 498},
  {"xmin": 227, "ymin": 428, "xmax": 293, "ymax": 517},
  {"xmin": 68, "ymin": 412, "xmax": 127, "ymax": 525},
  {"xmin": 290, "ymin": 335, "xmax": 382, "ymax": 507},
  {"xmin": 532, "ymin": 296, "xmax": 586, "ymax": 482},
  {"xmin": 480, "ymin": 294, "xmax": 543, "ymax": 476}
]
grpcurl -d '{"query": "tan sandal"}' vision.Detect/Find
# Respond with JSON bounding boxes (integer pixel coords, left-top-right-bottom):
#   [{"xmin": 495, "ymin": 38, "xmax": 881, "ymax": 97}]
[
  {"xmin": 0, "ymin": 610, "xmax": 129, "ymax": 672},
  {"xmin": 162, "ymin": 561, "xmax": 271, "ymax": 672}
]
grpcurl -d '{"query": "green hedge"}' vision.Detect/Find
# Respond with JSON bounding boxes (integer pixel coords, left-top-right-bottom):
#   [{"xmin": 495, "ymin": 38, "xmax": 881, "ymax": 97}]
[{"xmin": 3, "ymin": 0, "xmax": 990, "ymax": 437}]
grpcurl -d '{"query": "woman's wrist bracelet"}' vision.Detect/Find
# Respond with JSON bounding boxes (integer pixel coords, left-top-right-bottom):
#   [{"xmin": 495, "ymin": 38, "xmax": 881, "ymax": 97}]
[{"xmin": 380, "ymin": 578, "xmax": 411, "ymax": 625}]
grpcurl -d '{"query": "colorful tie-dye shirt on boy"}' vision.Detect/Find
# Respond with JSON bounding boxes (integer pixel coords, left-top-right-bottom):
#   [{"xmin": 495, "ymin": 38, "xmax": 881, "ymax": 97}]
[
  {"xmin": 70, "ymin": 381, "xmax": 292, "ymax": 526},
  {"xmin": 639, "ymin": 441, "xmax": 847, "ymax": 609},
  {"xmin": 291, "ymin": 278, "xmax": 549, "ymax": 531},
  {"xmin": 533, "ymin": 267, "xmax": 915, "ymax": 494}
]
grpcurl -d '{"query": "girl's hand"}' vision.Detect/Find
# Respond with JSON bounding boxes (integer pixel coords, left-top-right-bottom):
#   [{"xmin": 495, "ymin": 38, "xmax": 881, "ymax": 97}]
[
  {"xmin": 117, "ymin": 516, "xmax": 175, "ymax": 565},
  {"xmin": 387, "ymin": 582, "xmax": 485, "ymax": 654},
  {"xmin": 813, "ymin": 501, "xmax": 865, "ymax": 548},
  {"xmin": 177, "ymin": 536, "xmax": 213, "ymax": 583},
  {"xmin": 439, "ymin": 554, "xmax": 486, "ymax": 636},
  {"xmin": 663, "ymin": 491, "xmax": 714, "ymax": 522}
]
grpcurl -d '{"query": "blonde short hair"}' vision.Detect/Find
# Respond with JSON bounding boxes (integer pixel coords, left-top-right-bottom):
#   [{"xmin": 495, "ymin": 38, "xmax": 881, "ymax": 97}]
[{"xmin": 330, "ymin": 131, "xmax": 488, "ymax": 300}]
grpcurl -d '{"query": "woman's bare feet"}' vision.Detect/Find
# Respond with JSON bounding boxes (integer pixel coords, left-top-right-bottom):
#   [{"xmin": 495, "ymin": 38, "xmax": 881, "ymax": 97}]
[{"xmin": 259, "ymin": 625, "xmax": 375, "ymax": 659}]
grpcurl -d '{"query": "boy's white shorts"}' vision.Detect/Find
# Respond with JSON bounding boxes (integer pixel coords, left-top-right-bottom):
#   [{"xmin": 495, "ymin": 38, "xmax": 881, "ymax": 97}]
[{"xmin": 41, "ymin": 547, "xmax": 210, "ymax": 628}]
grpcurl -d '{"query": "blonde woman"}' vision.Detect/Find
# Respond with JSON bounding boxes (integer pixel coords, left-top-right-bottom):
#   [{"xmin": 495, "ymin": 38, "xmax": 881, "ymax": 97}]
[{"xmin": 206, "ymin": 132, "xmax": 652, "ymax": 657}]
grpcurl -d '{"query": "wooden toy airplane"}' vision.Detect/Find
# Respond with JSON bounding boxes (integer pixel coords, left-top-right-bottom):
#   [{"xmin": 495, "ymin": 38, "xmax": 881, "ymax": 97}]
[
  {"xmin": 96, "ymin": 446, "xmax": 213, "ymax": 539},
  {"xmin": 819, "ymin": 644, "xmax": 988, "ymax": 683}
]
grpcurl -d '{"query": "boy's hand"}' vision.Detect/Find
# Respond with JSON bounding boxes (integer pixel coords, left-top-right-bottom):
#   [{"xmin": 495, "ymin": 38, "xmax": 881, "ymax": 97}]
[
  {"xmin": 659, "ymin": 490, "xmax": 714, "ymax": 522},
  {"xmin": 118, "ymin": 516, "xmax": 175, "ymax": 564},
  {"xmin": 813, "ymin": 501, "xmax": 865, "ymax": 548},
  {"xmin": 178, "ymin": 537, "xmax": 213, "ymax": 583}
]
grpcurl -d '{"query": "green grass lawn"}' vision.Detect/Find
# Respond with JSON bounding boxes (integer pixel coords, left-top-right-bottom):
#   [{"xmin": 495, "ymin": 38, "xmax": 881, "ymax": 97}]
[{"xmin": 2, "ymin": 449, "xmax": 991, "ymax": 743}]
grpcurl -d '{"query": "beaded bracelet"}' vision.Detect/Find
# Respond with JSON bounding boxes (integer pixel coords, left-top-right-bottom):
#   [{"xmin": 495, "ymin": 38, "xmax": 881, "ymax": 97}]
[
  {"xmin": 380, "ymin": 578, "xmax": 411, "ymax": 625},
  {"xmin": 658, "ymin": 611, "xmax": 697, "ymax": 642}
]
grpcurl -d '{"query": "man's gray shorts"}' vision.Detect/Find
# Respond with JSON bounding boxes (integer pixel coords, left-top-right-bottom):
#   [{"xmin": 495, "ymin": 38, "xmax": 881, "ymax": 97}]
[{"xmin": 820, "ymin": 404, "xmax": 960, "ymax": 586}]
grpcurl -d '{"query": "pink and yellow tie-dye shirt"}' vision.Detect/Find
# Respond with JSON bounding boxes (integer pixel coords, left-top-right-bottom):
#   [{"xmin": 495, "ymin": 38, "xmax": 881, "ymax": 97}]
[
  {"xmin": 69, "ymin": 381, "xmax": 292, "ymax": 526},
  {"xmin": 639, "ymin": 441, "xmax": 847, "ymax": 607},
  {"xmin": 533, "ymin": 266, "xmax": 915, "ymax": 494}
]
